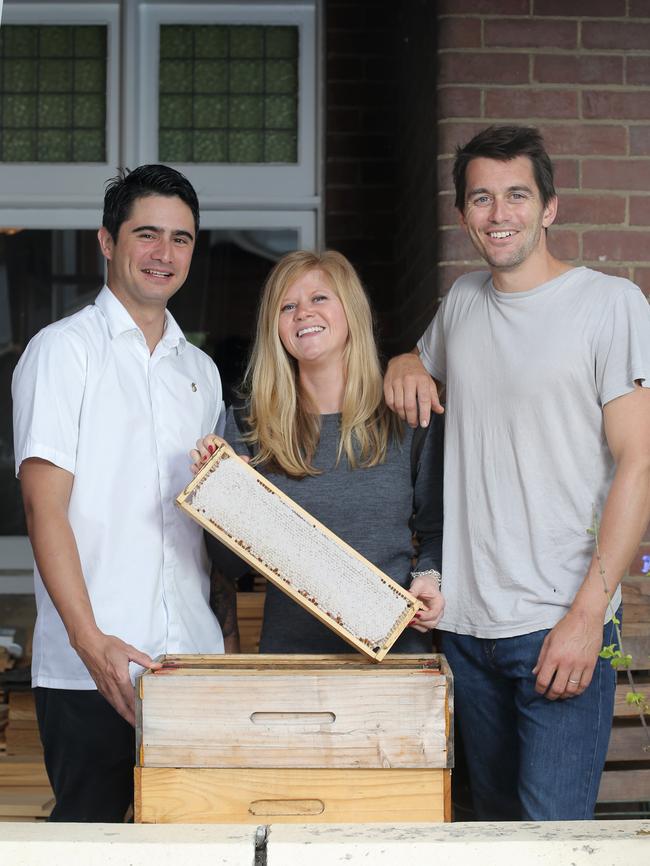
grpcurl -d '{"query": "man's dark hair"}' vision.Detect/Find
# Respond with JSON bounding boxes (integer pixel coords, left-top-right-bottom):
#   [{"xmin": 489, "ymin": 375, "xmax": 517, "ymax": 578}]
[
  {"xmin": 102, "ymin": 164, "xmax": 200, "ymax": 241},
  {"xmin": 453, "ymin": 125, "xmax": 556, "ymax": 211}
]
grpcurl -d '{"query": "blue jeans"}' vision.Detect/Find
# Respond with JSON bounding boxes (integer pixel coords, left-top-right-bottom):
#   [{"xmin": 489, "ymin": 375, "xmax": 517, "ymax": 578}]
[{"xmin": 439, "ymin": 615, "xmax": 618, "ymax": 821}]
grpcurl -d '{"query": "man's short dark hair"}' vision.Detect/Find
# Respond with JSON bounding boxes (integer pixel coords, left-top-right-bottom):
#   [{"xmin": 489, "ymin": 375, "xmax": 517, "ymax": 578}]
[
  {"xmin": 102, "ymin": 164, "xmax": 200, "ymax": 241},
  {"xmin": 453, "ymin": 125, "xmax": 556, "ymax": 212}
]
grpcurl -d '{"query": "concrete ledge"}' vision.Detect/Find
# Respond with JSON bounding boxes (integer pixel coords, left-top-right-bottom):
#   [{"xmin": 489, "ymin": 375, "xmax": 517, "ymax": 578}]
[
  {"xmin": 267, "ymin": 821, "xmax": 650, "ymax": 865},
  {"xmin": 0, "ymin": 823, "xmax": 257, "ymax": 865}
]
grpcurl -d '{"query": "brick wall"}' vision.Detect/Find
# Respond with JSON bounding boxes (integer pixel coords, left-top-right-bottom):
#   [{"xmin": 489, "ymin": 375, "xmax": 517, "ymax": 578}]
[{"xmin": 436, "ymin": 0, "xmax": 650, "ymax": 604}]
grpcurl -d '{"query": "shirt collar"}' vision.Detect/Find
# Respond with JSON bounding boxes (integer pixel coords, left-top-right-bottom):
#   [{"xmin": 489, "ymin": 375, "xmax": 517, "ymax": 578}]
[{"xmin": 94, "ymin": 286, "xmax": 187, "ymax": 353}]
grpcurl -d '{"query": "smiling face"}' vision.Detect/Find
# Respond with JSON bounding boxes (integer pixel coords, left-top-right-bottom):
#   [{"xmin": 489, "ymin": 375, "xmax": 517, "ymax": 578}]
[
  {"xmin": 97, "ymin": 194, "xmax": 195, "ymax": 316},
  {"xmin": 277, "ymin": 268, "xmax": 349, "ymax": 370},
  {"xmin": 460, "ymin": 155, "xmax": 557, "ymax": 273}
]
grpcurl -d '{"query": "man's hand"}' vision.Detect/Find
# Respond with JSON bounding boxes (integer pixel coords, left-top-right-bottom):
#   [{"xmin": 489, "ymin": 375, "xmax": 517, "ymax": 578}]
[
  {"xmin": 408, "ymin": 574, "xmax": 445, "ymax": 632},
  {"xmin": 384, "ymin": 350, "xmax": 444, "ymax": 428},
  {"xmin": 531, "ymin": 608, "xmax": 604, "ymax": 700},
  {"xmin": 74, "ymin": 629, "xmax": 161, "ymax": 726}
]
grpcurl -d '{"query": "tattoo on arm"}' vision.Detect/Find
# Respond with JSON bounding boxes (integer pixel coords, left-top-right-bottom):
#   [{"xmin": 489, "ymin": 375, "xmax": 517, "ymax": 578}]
[{"xmin": 209, "ymin": 564, "xmax": 239, "ymax": 642}]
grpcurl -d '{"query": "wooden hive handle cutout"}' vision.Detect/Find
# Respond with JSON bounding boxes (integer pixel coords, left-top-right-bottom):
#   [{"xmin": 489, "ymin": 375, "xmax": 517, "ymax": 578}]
[
  {"xmin": 250, "ymin": 711, "xmax": 336, "ymax": 726},
  {"xmin": 249, "ymin": 798, "xmax": 325, "ymax": 816}
]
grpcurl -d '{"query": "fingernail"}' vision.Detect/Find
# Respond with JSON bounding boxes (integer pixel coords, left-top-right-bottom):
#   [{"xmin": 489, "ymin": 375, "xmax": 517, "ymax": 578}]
[{"xmin": 208, "ymin": 444, "xmax": 215, "ymax": 454}]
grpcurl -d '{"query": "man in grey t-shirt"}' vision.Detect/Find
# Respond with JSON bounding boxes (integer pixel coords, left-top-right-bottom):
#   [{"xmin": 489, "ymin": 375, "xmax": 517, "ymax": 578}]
[{"xmin": 384, "ymin": 125, "xmax": 650, "ymax": 821}]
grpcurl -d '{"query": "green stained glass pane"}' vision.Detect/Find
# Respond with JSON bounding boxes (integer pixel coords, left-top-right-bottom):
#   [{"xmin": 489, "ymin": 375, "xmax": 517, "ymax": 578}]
[
  {"xmin": 159, "ymin": 129, "xmax": 192, "ymax": 162},
  {"xmin": 74, "ymin": 26, "xmax": 106, "ymax": 58},
  {"xmin": 74, "ymin": 94, "xmax": 105, "ymax": 128},
  {"xmin": 3, "ymin": 129, "xmax": 37, "ymax": 161},
  {"xmin": 194, "ymin": 26, "xmax": 228, "ymax": 59},
  {"xmin": 160, "ymin": 26, "xmax": 193, "ymax": 59},
  {"xmin": 38, "ymin": 129, "xmax": 72, "ymax": 161},
  {"xmin": 74, "ymin": 59, "xmax": 105, "ymax": 93},
  {"xmin": 41, "ymin": 59, "xmax": 73, "ymax": 93},
  {"xmin": 230, "ymin": 26, "xmax": 264, "ymax": 58},
  {"xmin": 40, "ymin": 26, "xmax": 73, "ymax": 58},
  {"xmin": 4, "ymin": 26, "xmax": 38, "ymax": 58},
  {"xmin": 73, "ymin": 129, "xmax": 104, "ymax": 161},
  {"xmin": 38, "ymin": 94, "xmax": 72, "ymax": 127},
  {"xmin": 266, "ymin": 27, "xmax": 298, "ymax": 59},
  {"xmin": 265, "ymin": 60, "xmax": 296, "ymax": 94},
  {"xmin": 264, "ymin": 95, "xmax": 296, "ymax": 129},
  {"xmin": 4, "ymin": 59, "xmax": 37, "ymax": 93},
  {"xmin": 194, "ymin": 95, "xmax": 227, "ymax": 128},
  {"xmin": 230, "ymin": 95, "xmax": 263, "ymax": 129},
  {"xmin": 159, "ymin": 95, "xmax": 192, "ymax": 129},
  {"xmin": 230, "ymin": 60, "xmax": 263, "ymax": 94},
  {"xmin": 4, "ymin": 94, "xmax": 37, "ymax": 127},
  {"xmin": 159, "ymin": 59, "xmax": 193, "ymax": 94},
  {"xmin": 265, "ymin": 131, "xmax": 296, "ymax": 163},
  {"xmin": 193, "ymin": 130, "xmax": 227, "ymax": 162},
  {"xmin": 228, "ymin": 131, "xmax": 263, "ymax": 163},
  {"xmin": 194, "ymin": 60, "xmax": 228, "ymax": 92}
]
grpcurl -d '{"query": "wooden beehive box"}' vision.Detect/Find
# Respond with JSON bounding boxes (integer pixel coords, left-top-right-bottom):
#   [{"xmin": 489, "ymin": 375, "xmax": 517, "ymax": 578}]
[
  {"xmin": 176, "ymin": 445, "xmax": 423, "ymax": 661},
  {"xmin": 135, "ymin": 654, "xmax": 453, "ymax": 824}
]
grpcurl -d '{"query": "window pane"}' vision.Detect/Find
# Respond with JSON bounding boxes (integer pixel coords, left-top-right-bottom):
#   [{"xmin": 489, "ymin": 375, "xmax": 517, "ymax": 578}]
[
  {"xmin": 159, "ymin": 24, "xmax": 298, "ymax": 164},
  {"xmin": 0, "ymin": 25, "xmax": 107, "ymax": 163}
]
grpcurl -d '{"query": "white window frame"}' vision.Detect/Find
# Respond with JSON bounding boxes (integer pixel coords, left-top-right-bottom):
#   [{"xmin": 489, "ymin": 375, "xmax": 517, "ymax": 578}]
[
  {"xmin": 0, "ymin": 0, "xmax": 121, "ymax": 219},
  {"xmin": 129, "ymin": 1, "xmax": 318, "ymax": 207}
]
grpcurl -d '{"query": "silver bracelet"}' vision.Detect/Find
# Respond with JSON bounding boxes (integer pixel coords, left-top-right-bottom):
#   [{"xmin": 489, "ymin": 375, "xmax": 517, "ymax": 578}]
[{"xmin": 410, "ymin": 568, "xmax": 442, "ymax": 590}]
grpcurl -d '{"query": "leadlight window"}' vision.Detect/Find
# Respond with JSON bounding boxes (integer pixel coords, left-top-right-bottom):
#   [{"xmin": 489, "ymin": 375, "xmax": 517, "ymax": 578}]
[
  {"xmin": 158, "ymin": 24, "xmax": 298, "ymax": 164},
  {"xmin": 0, "ymin": 25, "xmax": 107, "ymax": 163}
]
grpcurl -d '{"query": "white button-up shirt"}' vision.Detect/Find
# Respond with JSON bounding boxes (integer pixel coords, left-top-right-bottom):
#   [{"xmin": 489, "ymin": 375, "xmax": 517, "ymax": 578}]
[{"xmin": 12, "ymin": 286, "xmax": 225, "ymax": 689}]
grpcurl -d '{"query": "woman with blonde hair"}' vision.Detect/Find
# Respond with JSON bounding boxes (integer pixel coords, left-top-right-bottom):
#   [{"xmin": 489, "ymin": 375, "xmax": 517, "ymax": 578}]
[{"xmin": 193, "ymin": 249, "xmax": 444, "ymax": 653}]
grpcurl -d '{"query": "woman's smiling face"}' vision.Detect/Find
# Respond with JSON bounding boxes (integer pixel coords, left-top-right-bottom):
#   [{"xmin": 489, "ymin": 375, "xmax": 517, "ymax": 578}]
[{"xmin": 277, "ymin": 268, "xmax": 349, "ymax": 369}]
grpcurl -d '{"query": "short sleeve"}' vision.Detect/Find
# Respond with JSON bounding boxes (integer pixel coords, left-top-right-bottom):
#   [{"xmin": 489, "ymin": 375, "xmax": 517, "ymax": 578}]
[
  {"xmin": 595, "ymin": 288, "xmax": 650, "ymax": 407},
  {"xmin": 12, "ymin": 329, "xmax": 86, "ymax": 476},
  {"xmin": 417, "ymin": 302, "xmax": 447, "ymax": 383}
]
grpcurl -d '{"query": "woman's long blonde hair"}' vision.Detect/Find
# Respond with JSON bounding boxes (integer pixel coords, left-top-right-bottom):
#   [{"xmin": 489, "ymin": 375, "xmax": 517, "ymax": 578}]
[{"xmin": 241, "ymin": 250, "xmax": 402, "ymax": 477}]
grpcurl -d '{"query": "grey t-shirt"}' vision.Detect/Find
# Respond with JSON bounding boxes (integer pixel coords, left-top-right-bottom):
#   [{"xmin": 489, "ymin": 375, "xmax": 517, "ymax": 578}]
[
  {"xmin": 418, "ymin": 266, "xmax": 650, "ymax": 639},
  {"xmin": 208, "ymin": 409, "xmax": 444, "ymax": 653}
]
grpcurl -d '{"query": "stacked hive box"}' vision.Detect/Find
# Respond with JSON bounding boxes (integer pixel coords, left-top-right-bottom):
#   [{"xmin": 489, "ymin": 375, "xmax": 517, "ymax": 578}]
[{"xmin": 135, "ymin": 654, "xmax": 453, "ymax": 824}]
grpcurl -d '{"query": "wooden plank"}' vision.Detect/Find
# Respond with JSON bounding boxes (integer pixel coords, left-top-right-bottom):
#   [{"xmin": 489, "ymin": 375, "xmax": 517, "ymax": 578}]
[
  {"xmin": 0, "ymin": 788, "xmax": 54, "ymax": 818},
  {"xmin": 614, "ymin": 681, "xmax": 650, "ymax": 718},
  {"xmin": 236, "ymin": 592, "xmax": 264, "ymax": 654},
  {"xmin": 8, "ymin": 693, "xmax": 35, "ymax": 721},
  {"xmin": 617, "ymin": 634, "xmax": 650, "ymax": 670},
  {"xmin": 605, "ymin": 725, "xmax": 650, "ymax": 762},
  {"xmin": 150, "ymin": 653, "xmax": 448, "ymax": 673},
  {"xmin": 177, "ymin": 445, "xmax": 423, "ymax": 662},
  {"xmin": 0, "ymin": 757, "xmax": 50, "ymax": 788},
  {"xmin": 140, "ymin": 667, "xmax": 450, "ymax": 769},
  {"xmin": 135, "ymin": 767, "xmax": 449, "ymax": 824},
  {"xmin": 598, "ymin": 768, "xmax": 650, "ymax": 803}
]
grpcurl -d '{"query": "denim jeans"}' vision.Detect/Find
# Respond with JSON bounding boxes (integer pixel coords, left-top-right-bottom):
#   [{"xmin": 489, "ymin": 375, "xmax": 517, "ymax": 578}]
[{"xmin": 439, "ymin": 614, "xmax": 618, "ymax": 821}]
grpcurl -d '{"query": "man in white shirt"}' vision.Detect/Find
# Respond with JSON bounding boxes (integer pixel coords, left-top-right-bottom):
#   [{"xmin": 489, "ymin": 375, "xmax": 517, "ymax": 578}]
[
  {"xmin": 12, "ymin": 165, "xmax": 228, "ymax": 821},
  {"xmin": 384, "ymin": 126, "xmax": 650, "ymax": 820}
]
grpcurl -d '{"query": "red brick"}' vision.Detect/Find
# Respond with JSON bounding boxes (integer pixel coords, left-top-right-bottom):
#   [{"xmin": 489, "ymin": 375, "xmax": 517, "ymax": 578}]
[
  {"xmin": 438, "ymin": 17, "xmax": 482, "ymax": 49},
  {"xmin": 328, "ymin": 108, "xmax": 361, "ymax": 133},
  {"xmin": 439, "ymin": 227, "xmax": 479, "ymax": 262},
  {"xmin": 630, "ymin": 126, "xmax": 650, "ymax": 156},
  {"xmin": 540, "ymin": 124, "xmax": 626, "ymax": 157},
  {"xmin": 439, "ymin": 52, "xmax": 529, "ymax": 85},
  {"xmin": 556, "ymin": 193, "xmax": 626, "ymax": 226},
  {"xmin": 533, "ymin": 54, "xmax": 623, "ymax": 86},
  {"xmin": 583, "ymin": 21, "xmax": 650, "ymax": 50},
  {"xmin": 534, "ymin": 0, "xmax": 626, "ymax": 14},
  {"xmin": 633, "ymin": 268, "xmax": 650, "ymax": 296},
  {"xmin": 629, "ymin": 0, "xmax": 650, "ymax": 16},
  {"xmin": 325, "ymin": 212, "xmax": 362, "ymax": 238},
  {"xmin": 583, "ymin": 90, "xmax": 650, "ymax": 120},
  {"xmin": 438, "ymin": 192, "xmax": 460, "ymax": 227},
  {"xmin": 438, "ymin": 87, "xmax": 482, "ymax": 118},
  {"xmin": 327, "ymin": 56, "xmax": 363, "ymax": 81},
  {"xmin": 437, "ymin": 264, "xmax": 482, "ymax": 294},
  {"xmin": 484, "ymin": 19, "xmax": 576, "ymax": 49},
  {"xmin": 627, "ymin": 56, "xmax": 650, "ymax": 86},
  {"xmin": 438, "ymin": 121, "xmax": 488, "ymax": 156},
  {"xmin": 553, "ymin": 159, "xmax": 579, "ymax": 189},
  {"xmin": 485, "ymin": 88, "xmax": 577, "ymax": 119},
  {"xmin": 583, "ymin": 230, "xmax": 650, "ymax": 263},
  {"xmin": 547, "ymin": 228, "xmax": 579, "ymax": 261},
  {"xmin": 437, "ymin": 156, "xmax": 455, "ymax": 191},
  {"xmin": 326, "ymin": 161, "xmax": 360, "ymax": 185},
  {"xmin": 595, "ymin": 266, "xmax": 633, "ymax": 279},
  {"xmin": 438, "ymin": 0, "xmax": 528, "ymax": 13},
  {"xmin": 582, "ymin": 159, "xmax": 650, "ymax": 191},
  {"xmin": 630, "ymin": 197, "xmax": 650, "ymax": 226}
]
